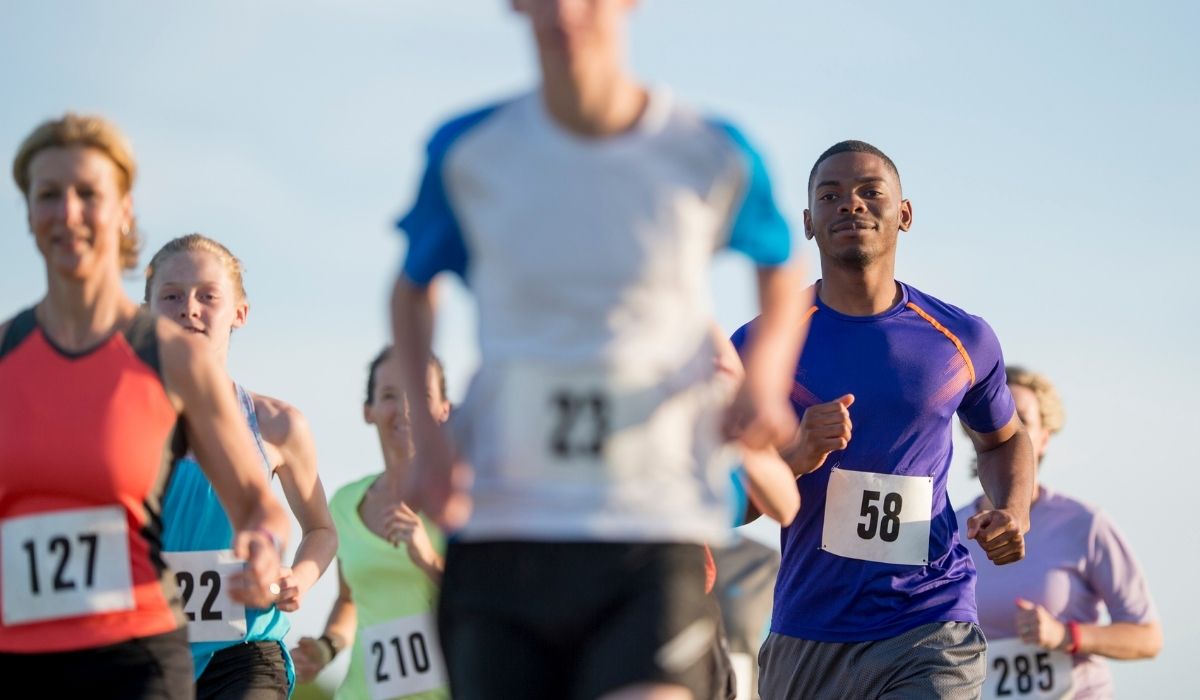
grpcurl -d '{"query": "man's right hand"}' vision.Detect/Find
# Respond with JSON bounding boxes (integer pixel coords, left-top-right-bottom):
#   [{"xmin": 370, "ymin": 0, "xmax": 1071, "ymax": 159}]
[{"xmin": 782, "ymin": 394, "xmax": 854, "ymax": 476}]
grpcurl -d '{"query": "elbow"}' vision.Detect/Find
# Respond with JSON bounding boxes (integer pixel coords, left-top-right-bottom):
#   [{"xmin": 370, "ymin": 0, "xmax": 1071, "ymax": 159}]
[{"xmin": 1143, "ymin": 624, "xmax": 1164, "ymax": 659}]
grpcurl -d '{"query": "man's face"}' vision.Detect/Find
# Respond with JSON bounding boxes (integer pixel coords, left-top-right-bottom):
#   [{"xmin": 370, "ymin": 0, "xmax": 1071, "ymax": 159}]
[
  {"xmin": 804, "ymin": 151, "xmax": 912, "ymax": 269},
  {"xmin": 510, "ymin": 0, "xmax": 634, "ymax": 60}
]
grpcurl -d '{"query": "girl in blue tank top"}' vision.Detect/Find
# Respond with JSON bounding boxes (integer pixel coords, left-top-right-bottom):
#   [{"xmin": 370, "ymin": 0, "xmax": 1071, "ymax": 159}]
[{"xmin": 148, "ymin": 234, "xmax": 338, "ymax": 698}]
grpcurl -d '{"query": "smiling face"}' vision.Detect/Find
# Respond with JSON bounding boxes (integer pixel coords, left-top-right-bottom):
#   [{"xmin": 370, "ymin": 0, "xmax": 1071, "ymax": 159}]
[
  {"xmin": 804, "ymin": 151, "xmax": 912, "ymax": 270},
  {"xmin": 25, "ymin": 145, "xmax": 132, "ymax": 282},
  {"xmin": 363, "ymin": 355, "xmax": 451, "ymax": 459},
  {"xmin": 147, "ymin": 249, "xmax": 248, "ymax": 360}
]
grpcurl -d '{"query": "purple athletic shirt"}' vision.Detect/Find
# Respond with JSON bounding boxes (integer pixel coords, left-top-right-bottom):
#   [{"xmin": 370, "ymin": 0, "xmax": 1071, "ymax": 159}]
[
  {"xmin": 956, "ymin": 487, "xmax": 1158, "ymax": 699},
  {"xmin": 731, "ymin": 281, "xmax": 1016, "ymax": 642}
]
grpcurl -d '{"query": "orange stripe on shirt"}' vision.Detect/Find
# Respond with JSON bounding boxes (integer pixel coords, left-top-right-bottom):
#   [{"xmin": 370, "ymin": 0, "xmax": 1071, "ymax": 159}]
[{"xmin": 906, "ymin": 302, "xmax": 976, "ymax": 386}]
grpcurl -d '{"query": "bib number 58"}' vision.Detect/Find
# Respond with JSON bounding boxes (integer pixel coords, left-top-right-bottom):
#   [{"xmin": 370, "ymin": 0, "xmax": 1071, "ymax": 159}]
[{"xmin": 856, "ymin": 490, "xmax": 903, "ymax": 542}]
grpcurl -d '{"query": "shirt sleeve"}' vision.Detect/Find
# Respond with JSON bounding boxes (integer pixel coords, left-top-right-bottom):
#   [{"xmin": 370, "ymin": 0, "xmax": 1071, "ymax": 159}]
[
  {"xmin": 956, "ymin": 317, "xmax": 1016, "ymax": 434},
  {"xmin": 729, "ymin": 320, "xmax": 755, "ymax": 360},
  {"xmin": 730, "ymin": 467, "xmax": 749, "ymax": 528},
  {"xmin": 709, "ymin": 120, "xmax": 793, "ymax": 267},
  {"xmin": 1086, "ymin": 511, "xmax": 1159, "ymax": 623},
  {"xmin": 396, "ymin": 106, "xmax": 498, "ymax": 285}
]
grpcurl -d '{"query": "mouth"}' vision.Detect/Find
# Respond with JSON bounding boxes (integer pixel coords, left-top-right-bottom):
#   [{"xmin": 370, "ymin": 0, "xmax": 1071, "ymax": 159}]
[
  {"xmin": 831, "ymin": 219, "xmax": 876, "ymax": 233},
  {"xmin": 181, "ymin": 326, "xmax": 208, "ymax": 336}
]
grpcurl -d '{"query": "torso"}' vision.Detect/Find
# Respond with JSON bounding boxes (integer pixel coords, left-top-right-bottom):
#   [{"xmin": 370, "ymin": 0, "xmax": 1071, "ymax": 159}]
[{"xmin": 0, "ymin": 306, "xmax": 186, "ymax": 652}]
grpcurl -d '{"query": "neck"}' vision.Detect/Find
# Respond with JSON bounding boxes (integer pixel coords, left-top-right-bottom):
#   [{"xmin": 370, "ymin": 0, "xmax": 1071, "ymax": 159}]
[
  {"xmin": 39, "ymin": 268, "xmax": 132, "ymax": 350},
  {"xmin": 378, "ymin": 447, "xmax": 414, "ymax": 491},
  {"xmin": 816, "ymin": 257, "xmax": 900, "ymax": 316},
  {"xmin": 538, "ymin": 45, "xmax": 646, "ymax": 137}
]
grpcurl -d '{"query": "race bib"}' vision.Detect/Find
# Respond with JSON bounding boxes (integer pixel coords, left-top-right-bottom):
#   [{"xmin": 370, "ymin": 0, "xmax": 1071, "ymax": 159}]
[
  {"xmin": 1, "ymin": 506, "xmax": 135, "ymax": 625},
  {"xmin": 983, "ymin": 637, "xmax": 1075, "ymax": 700},
  {"xmin": 360, "ymin": 613, "xmax": 447, "ymax": 700},
  {"xmin": 821, "ymin": 468, "xmax": 933, "ymax": 565},
  {"xmin": 161, "ymin": 550, "xmax": 247, "ymax": 643},
  {"xmin": 498, "ymin": 363, "xmax": 707, "ymax": 483}
]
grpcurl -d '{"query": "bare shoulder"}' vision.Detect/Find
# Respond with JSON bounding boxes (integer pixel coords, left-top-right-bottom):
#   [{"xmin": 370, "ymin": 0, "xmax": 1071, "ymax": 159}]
[{"xmin": 250, "ymin": 392, "xmax": 312, "ymax": 449}]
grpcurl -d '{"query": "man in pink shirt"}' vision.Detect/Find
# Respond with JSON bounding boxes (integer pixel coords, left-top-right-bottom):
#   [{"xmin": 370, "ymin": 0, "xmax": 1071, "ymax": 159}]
[{"xmin": 957, "ymin": 366, "xmax": 1161, "ymax": 699}]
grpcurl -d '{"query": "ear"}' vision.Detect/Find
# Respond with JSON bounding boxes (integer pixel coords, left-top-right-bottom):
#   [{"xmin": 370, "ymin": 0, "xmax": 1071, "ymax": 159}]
[
  {"xmin": 231, "ymin": 300, "xmax": 250, "ymax": 330},
  {"xmin": 362, "ymin": 403, "xmax": 373, "ymax": 425},
  {"xmin": 121, "ymin": 192, "xmax": 134, "ymax": 230},
  {"xmin": 803, "ymin": 209, "xmax": 815, "ymax": 240},
  {"xmin": 435, "ymin": 400, "xmax": 451, "ymax": 424},
  {"xmin": 898, "ymin": 199, "xmax": 913, "ymax": 232}
]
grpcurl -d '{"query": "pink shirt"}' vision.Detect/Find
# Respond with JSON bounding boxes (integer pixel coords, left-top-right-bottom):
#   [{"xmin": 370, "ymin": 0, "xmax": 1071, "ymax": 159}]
[{"xmin": 956, "ymin": 487, "xmax": 1157, "ymax": 699}]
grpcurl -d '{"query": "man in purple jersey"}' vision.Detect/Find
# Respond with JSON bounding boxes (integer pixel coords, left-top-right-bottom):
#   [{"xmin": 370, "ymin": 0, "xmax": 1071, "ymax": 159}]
[{"xmin": 732, "ymin": 141, "xmax": 1037, "ymax": 699}]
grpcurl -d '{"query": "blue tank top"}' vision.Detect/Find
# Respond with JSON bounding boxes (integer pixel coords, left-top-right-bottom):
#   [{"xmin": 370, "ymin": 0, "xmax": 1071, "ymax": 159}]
[{"xmin": 161, "ymin": 384, "xmax": 293, "ymax": 687}]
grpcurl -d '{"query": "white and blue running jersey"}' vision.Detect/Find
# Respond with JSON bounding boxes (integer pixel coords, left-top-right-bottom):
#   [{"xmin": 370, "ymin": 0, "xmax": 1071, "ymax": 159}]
[{"xmin": 398, "ymin": 89, "xmax": 793, "ymax": 544}]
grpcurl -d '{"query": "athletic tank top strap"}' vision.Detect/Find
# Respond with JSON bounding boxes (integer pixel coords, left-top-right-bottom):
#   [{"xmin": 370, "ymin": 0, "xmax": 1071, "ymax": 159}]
[
  {"xmin": 233, "ymin": 384, "xmax": 273, "ymax": 479},
  {"xmin": 0, "ymin": 307, "xmax": 38, "ymax": 360},
  {"xmin": 123, "ymin": 308, "xmax": 163, "ymax": 379}
]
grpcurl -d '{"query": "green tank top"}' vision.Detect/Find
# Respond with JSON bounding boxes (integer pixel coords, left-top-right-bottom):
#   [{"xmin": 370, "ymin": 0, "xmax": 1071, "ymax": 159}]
[{"xmin": 330, "ymin": 474, "xmax": 448, "ymax": 700}]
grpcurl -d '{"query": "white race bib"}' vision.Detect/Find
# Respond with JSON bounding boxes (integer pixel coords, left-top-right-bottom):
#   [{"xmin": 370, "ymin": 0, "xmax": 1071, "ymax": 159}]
[
  {"xmin": 498, "ymin": 363, "xmax": 713, "ymax": 484},
  {"xmin": 360, "ymin": 613, "xmax": 448, "ymax": 700},
  {"xmin": 1, "ymin": 506, "xmax": 135, "ymax": 625},
  {"xmin": 821, "ymin": 468, "xmax": 933, "ymax": 565},
  {"xmin": 983, "ymin": 638, "xmax": 1075, "ymax": 700},
  {"xmin": 161, "ymin": 550, "xmax": 247, "ymax": 643}
]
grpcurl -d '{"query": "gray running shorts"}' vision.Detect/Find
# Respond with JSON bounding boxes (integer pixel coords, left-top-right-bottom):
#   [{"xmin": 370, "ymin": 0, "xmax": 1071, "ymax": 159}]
[{"xmin": 758, "ymin": 621, "xmax": 986, "ymax": 700}]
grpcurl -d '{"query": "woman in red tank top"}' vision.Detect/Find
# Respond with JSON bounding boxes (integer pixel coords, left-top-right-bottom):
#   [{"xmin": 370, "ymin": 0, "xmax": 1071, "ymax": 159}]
[{"xmin": 0, "ymin": 114, "xmax": 291, "ymax": 699}]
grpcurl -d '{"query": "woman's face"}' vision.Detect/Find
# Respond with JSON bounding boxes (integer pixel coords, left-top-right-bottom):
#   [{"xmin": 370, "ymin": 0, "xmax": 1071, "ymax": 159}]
[
  {"xmin": 364, "ymin": 358, "xmax": 451, "ymax": 456},
  {"xmin": 1010, "ymin": 384, "xmax": 1051, "ymax": 465},
  {"xmin": 148, "ymin": 250, "xmax": 247, "ymax": 358},
  {"xmin": 26, "ymin": 145, "xmax": 131, "ymax": 281}
]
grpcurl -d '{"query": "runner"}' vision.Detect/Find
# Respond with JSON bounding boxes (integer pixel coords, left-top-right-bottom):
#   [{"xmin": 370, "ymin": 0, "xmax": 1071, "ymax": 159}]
[
  {"xmin": 734, "ymin": 140, "xmax": 1037, "ymax": 699},
  {"xmin": 0, "ymin": 115, "xmax": 288, "ymax": 698},
  {"xmin": 289, "ymin": 349, "xmax": 450, "ymax": 700},
  {"xmin": 145, "ymin": 234, "xmax": 338, "ymax": 699},
  {"xmin": 958, "ymin": 366, "xmax": 1161, "ymax": 700},
  {"xmin": 389, "ymin": 1, "xmax": 806, "ymax": 697}
]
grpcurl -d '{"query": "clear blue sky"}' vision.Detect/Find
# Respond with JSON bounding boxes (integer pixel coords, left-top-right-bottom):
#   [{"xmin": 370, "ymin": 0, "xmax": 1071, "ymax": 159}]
[{"xmin": 3, "ymin": 1, "xmax": 1196, "ymax": 693}]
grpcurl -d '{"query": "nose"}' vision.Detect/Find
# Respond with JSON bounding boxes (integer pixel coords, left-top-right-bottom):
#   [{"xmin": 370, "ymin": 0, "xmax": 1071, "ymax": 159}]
[
  {"xmin": 838, "ymin": 193, "xmax": 866, "ymax": 214},
  {"xmin": 54, "ymin": 189, "xmax": 84, "ymax": 225},
  {"xmin": 181, "ymin": 294, "xmax": 202, "ymax": 319}
]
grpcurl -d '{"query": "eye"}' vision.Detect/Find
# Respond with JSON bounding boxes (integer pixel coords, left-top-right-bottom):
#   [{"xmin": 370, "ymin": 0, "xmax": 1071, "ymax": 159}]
[
  {"xmin": 818, "ymin": 192, "xmax": 837, "ymax": 202},
  {"xmin": 863, "ymin": 189, "xmax": 883, "ymax": 198},
  {"xmin": 160, "ymin": 292, "xmax": 179, "ymax": 301}
]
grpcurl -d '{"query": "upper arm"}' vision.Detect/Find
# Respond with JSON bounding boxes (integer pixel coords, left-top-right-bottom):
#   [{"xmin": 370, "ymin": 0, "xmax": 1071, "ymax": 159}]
[
  {"xmin": 1086, "ymin": 513, "xmax": 1159, "ymax": 624},
  {"xmin": 397, "ymin": 108, "xmax": 499, "ymax": 285},
  {"xmin": 710, "ymin": 120, "xmax": 792, "ymax": 267},
  {"xmin": 255, "ymin": 395, "xmax": 334, "ymax": 532},
  {"xmin": 956, "ymin": 317, "xmax": 1016, "ymax": 435},
  {"xmin": 964, "ymin": 412, "xmax": 1022, "ymax": 453}
]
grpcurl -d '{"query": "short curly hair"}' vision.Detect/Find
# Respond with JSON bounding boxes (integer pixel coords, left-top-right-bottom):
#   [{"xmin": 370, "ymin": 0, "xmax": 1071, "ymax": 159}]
[
  {"xmin": 1006, "ymin": 365, "xmax": 1065, "ymax": 435},
  {"xmin": 13, "ymin": 113, "xmax": 142, "ymax": 270}
]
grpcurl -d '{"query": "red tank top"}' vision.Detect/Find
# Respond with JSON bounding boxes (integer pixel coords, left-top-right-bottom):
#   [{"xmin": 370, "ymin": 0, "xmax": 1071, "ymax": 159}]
[{"xmin": 0, "ymin": 307, "xmax": 186, "ymax": 652}]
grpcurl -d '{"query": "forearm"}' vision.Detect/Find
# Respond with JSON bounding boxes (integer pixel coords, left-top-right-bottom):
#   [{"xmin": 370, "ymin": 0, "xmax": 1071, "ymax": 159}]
[
  {"xmin": 288, "ymin": 527, "xmax": 338, "ymax": 596},
  {"xmin": 1075, "ymin": 621, "xmax": 1162, "ymax": 660},
  {"xmin": 975, "ymin": 429, "xmax": 1035, "ymax": 531},
  {"xmin": 322, "ymin": 596, "xmax": 358, "ymax": 649},
  {"xmin": 741, "ymin": 450, "xmax": 800, "ymax": 526},
  {"xmin": 390, "ymin": 278, "xmax": 437, "ymax": 429},
  {"xmin": 416, "ymin": 553, "xmax": 445, "ymax": 585}
]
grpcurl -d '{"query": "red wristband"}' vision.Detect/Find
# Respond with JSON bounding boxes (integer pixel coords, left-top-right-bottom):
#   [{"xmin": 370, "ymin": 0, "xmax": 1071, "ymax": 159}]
[{"xmin": 1066, "ymin": 620, "xmax": 1081, "ymax": 654}]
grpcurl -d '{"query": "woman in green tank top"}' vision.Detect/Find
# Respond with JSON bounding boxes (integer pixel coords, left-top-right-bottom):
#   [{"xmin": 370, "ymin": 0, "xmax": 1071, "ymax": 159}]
[{"xmin": 291, "ymin": 349, "xmax": 451, "ymax": 699}]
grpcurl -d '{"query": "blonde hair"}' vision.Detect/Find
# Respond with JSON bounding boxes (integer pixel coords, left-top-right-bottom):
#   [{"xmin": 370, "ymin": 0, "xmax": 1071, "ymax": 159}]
[
  {"xmin": 12, "ymin": 113, "xmax": 142, "ymax": 270},
  {"xmin": 144, "ymin": 234, "xmax": 248, "ymax": 303},
  {"xmin": 1006, "ymin": 365, "xmax": 1065, "ymax": 435}
]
